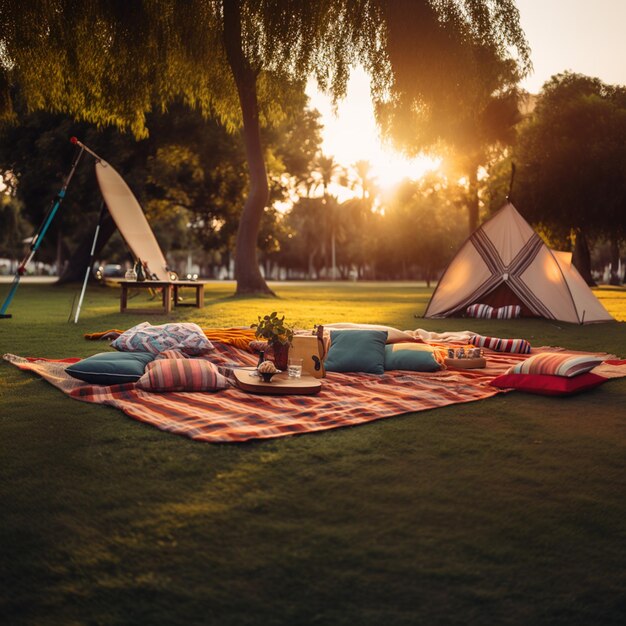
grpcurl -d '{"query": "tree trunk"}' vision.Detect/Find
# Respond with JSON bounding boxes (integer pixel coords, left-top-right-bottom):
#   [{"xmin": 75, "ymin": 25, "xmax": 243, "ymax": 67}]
[
  {"xmin": 223, "ymin": 0, "xmax": 274, "ymax": 296},
  {"xmin": 56, "ymin": 228, "xmax": 63, "ymax": 276},
  {"xmin": 467, "ymin": 165, "xmax": 480, "ymax": 234},
  {"xmin": 56, "ymin": 212, "xmax": 118, "ymax": 284},
  {"xmin": 308, "ymin": 250, "xmax": 316, "ymax": 280},
  {"xmin": 572, "ymin": 227, "xmax": 596, "ymax": 286},
  {"xmin": 609, "ymin": 233, "xmax": 622, "ymax": 285},
  {"xmin": 331, "ymin": 229, "xmax": 336, "ymax": 280}
]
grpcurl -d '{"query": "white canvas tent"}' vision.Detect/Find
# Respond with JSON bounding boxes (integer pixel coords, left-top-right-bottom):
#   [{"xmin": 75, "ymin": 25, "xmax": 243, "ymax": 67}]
[
  {"xmin": 424, "ymin": 203, "xmax": 614, "ymax": 324},
  {"xmin": 95, "ymin": 160, "xmax": 170, "ymax": 280}
]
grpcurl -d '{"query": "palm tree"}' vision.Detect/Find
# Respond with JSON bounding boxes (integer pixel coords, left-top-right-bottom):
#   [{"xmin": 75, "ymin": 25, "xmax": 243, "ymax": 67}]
[
  {"xmin": 314, "ymin": 154, "xmax": 342, "ymax": 279},
  {"xmin": 353, "ymin": 160, "xmax": 378, "ymax": 204}
]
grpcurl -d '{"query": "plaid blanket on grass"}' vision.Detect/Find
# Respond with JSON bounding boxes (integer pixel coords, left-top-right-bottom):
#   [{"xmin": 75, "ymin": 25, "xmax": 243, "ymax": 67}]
[{"xmin": 3, "ymin": 343, "xmax": 621, "ymax": 443}]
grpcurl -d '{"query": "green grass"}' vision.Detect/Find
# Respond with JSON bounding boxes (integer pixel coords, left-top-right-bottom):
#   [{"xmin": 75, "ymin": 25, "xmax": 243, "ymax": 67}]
[{"xmin": 1, "ymin": 281, "xmax": 626, "ymax": 626}]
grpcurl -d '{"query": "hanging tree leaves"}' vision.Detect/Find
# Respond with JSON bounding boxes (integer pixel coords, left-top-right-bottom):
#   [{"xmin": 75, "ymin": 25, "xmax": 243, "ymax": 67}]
[{"xmin": 0, "ymin": 0, "xmax": 530, "ymax": 294}]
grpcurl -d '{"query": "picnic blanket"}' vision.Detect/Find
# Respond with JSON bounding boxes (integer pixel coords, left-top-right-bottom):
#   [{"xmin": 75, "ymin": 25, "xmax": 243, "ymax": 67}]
[
  {"xmin": 3, "ymin": 342, "xmax": 626, "ymax": 443},
  {"xmin": 3, "ymin": 342, "xmax": 623, "ymax": 443}
]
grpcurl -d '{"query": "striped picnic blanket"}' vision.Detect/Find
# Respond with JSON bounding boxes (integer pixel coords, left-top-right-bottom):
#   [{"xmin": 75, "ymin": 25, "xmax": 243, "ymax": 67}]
[{"xmin": 1, "ymin": 343, "xmax": 618, "ymax": 443}]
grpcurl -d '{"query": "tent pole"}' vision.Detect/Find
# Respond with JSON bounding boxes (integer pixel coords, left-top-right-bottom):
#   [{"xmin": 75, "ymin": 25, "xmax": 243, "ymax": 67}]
[
  {"xmin": 72, "ymin": 200, "xmax": 106, "ymax": 324},
  {"xmin": 0, "ymin": 142, "xmax": 85, "ymax": 319},
  {"xmin": 506, "ymin": 163, "xmax": 516, "ymax": 203}
]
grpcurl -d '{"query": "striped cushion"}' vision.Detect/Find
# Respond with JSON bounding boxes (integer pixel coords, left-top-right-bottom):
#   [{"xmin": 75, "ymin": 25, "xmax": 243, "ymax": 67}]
[
  {"xmin": 494, "ymin": 305, "xmax": 521, "ymax": 319},
  {"xmin": 155, "ymin": 349, "xmax": 190, "ymax": 361},
  {"xmin": 466, "ymin": 304, "xmax": 494, "ymax": 319},
  {"xmin": 137, "ymin": 359, "xmax": 229, "ymax": 392},
  {"xmin": 470, "ymin": 335, "xmax": 531, "ymax": 354},
  {"xmin": 466, "ymin": 304, "xmax": 521, "ymax": 319},
  {"xmin": 507, "ymin": 352, "xmax": 604, "ymax": 378}
]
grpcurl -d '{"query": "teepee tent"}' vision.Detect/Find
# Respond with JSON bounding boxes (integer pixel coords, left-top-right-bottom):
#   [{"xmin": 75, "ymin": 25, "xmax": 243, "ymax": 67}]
[
  {"xmin": 95, "ymin": 160, "xmax": 170, "ymax": 280},
  {"xmin": 424, "ymin": 203, "xmax": 613, "ymax": 324}
]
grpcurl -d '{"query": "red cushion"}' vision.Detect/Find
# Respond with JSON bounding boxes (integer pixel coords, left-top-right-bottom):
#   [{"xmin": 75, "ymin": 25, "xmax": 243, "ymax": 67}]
[{"xmin": 490, "ymin": 372, "xmax": 606, "ymax": 396}]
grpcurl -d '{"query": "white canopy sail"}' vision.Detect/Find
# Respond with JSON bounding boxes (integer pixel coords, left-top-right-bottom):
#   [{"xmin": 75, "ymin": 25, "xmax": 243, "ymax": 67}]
[{"xmin": 95, "ymin": 160, "xmax": 169, "ymax": 280}]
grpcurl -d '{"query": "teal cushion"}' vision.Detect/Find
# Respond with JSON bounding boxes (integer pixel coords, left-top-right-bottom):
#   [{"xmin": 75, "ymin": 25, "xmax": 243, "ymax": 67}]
[
  {"xmin": 384, "ymin": 343, "xmax": 442, "ymax": 372},
  {"xmin": 324, "ymin": 330, "xmax": 387, "ymax": 374},
  {"xmin": 66, "ymin": 351, "xmax": 155, "ymax": 385}
]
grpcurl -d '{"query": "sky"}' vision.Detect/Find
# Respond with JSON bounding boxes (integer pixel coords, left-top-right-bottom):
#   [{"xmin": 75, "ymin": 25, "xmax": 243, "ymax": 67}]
[{"xmin": 307, "ymin": 0, "xmax": 626, "ymax": 193}]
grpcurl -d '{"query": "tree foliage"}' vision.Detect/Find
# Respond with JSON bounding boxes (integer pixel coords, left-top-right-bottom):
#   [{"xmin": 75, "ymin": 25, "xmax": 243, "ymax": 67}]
[
  {"xmin": 378, "ymin": 7, "xmax": 528, "ymax": 234},
  {"xmin": 0, "ymin": 98, "xmax": 322, "ymax": 279},
  {"xmin": 0, "ymin": 0, "xmax": 530, "ymax": 293},
  {"xmin": 513, "ymin": 72, "xmax": 626, "ymax": 283},
  {"xmin": 375, "ymin": 175, "xmax": 467, "ymax": 283},
  {"xmin": 0, "ymin": 190, "xmax": 28, "ymax": 267},
  {"xmin": 274, "ymin": 172, "xmax": 467, "ymax": 282}
]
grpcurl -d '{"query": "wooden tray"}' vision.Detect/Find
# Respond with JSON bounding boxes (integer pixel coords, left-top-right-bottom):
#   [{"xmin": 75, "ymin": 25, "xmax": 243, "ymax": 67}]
[
  {"xmin": 233, "ymin": 368, "xmax": 322, "ymax": 395},
  {"xmin": 444, "ymin": 357, "xmax": 487, "ymax": 369}
]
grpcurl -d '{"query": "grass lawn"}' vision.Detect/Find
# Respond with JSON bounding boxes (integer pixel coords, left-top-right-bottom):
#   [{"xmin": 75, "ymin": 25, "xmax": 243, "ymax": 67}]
[{"xmin": 1, "ymin": 281, "xmax": 625, "ymax": 626}]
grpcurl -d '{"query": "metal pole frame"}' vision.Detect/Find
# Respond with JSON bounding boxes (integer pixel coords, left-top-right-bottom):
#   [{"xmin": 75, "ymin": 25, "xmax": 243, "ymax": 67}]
[
  {"xmin": 72, "ymin": 200, "xmax": 107, "ymax": 324},
  {"xmin": 0, "ymin": 141, "xmax": 86, "ymax": 319}
]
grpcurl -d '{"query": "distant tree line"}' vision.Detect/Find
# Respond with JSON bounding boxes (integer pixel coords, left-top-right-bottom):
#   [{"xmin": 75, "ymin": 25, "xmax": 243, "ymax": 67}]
[
  {"xmin": 486, "ymin": 72, "xmax": 626, "ymax": 285},
  {"xmin": 1, "ymin": 70, "xmax": 625, "ymax": 286},
  {"xmin": 0, "ymin": 0, "xmax": 531, "ymax": 295},
  {"xmin": 0, "ymin": 100, "xmax": 468, "ymax": 283}
]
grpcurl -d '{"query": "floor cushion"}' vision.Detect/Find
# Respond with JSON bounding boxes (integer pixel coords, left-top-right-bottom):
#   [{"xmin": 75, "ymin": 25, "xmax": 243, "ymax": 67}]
[
  {"xmin": 470, "ymin": 335, "xmax": 532, "ymax": 354},
  {"xmin": 66, "ymin": 351, "xmax": 155, "ymax": 385},
  {"xmin": 466, "ymin": 304, "xmax": 521, "ymax": 319},
  {"xmin": 490, "ymin": 372, "xmax": 606, "ymax": 396},
  {"xmin": 324, "ymin": 330, "xmax": 388, "ymax": 374},
  {"xmin": 507, "ymin": 352, "xmax": 604, "ymax": 377},
  {"xmin": 466, "ymin": 304, "xmax": 494, "ymax": 319},
  {"xmin": 323, "ymin": 322, "xmax": 417, "ymax": 344},
  {"xmin": 155, "ymin": 349, "xmax": 191, "ymax": 360},
  {"xmin": 384, "ymin": 343, "xmax": 443, "ymax": 372},
  {"xmin": 111, "ymin": 322, "xmax": 213, "ymax": 356},
  {"xmin": 493, "ymin": 305, "xmax": 521, "ymax": 319},
  {"xmin": 137, "ymin": 358, "xmax": 230, "ymax": 392}
]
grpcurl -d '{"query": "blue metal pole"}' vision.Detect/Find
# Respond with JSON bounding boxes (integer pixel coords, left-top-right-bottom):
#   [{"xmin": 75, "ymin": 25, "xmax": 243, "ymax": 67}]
[{"xmin": 0, "ymin": 143, "xmax": 85, "ymax": 318}]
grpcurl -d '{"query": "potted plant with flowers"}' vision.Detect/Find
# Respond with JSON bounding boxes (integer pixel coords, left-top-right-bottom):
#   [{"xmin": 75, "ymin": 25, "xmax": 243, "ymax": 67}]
[{"xmin": 251, "ymin": 312, "xmax": 294, "ymax": 371}]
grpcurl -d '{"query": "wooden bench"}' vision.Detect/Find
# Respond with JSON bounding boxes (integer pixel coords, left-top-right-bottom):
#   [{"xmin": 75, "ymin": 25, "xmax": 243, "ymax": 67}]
[{"xmin": 119, "ymin": 280, "xmax": 206, "ymax": 314}]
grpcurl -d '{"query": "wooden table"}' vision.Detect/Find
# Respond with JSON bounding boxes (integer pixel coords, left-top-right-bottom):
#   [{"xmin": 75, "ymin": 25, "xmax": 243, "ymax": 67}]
[
  {"xmin": 233, "ymin": 368, "xmax": 322, "ymax": 395},
  {"xmin": 119, "ymin": 280, "xmax": 206, "ymax": 314}
]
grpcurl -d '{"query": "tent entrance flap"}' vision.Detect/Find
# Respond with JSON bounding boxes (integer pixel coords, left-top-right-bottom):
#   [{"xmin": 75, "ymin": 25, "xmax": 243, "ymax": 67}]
[{"xmin": 475, "ymin": 282, "xmax": 537, "ymax": 317}]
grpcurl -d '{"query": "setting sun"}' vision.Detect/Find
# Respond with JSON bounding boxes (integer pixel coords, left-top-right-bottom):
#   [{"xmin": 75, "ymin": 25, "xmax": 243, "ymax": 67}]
[{"xmin": 307, "ymin": 68, "xmax": 440, "ymax": 199}]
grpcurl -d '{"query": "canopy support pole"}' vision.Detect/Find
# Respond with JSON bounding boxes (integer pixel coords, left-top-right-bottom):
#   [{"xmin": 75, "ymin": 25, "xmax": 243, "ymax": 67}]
[
  {"xmin": 72, "ymin": 200, "xmax": 107, "ymax": 324},
  {"xmin": 0, "ymin": 142, "xmax": 85, "ymax": 319}
]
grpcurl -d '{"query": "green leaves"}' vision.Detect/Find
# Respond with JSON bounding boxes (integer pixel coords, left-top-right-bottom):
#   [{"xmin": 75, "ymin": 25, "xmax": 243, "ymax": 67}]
[{"xmin": 251, "ymin": 311, "xmax": 294, "ymax": 345}]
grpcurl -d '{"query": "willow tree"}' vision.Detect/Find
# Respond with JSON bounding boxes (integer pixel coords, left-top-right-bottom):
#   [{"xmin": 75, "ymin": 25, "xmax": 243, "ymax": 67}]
[{"xmin": 0, "ymin": 0, "xmax": 530, "ymax": 295}]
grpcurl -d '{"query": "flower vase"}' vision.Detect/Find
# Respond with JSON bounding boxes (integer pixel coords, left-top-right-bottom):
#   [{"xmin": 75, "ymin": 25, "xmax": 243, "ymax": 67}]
[{"xmin": 272, "ymin": 342, "xmax": 290, "ymax": 371}]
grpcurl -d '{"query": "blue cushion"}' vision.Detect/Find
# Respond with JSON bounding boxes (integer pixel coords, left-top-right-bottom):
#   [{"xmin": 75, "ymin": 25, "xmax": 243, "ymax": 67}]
[
  {"xmin": 66, "ymin": 351, "xmax": 155, "ymax": 385},
  {"xmin": 384, "ymin": 343, "xmax": 442, "ymax": 372},
  {"xmin": 324, "ymin": 330, "xmax": 387, "ymax": 374}
]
